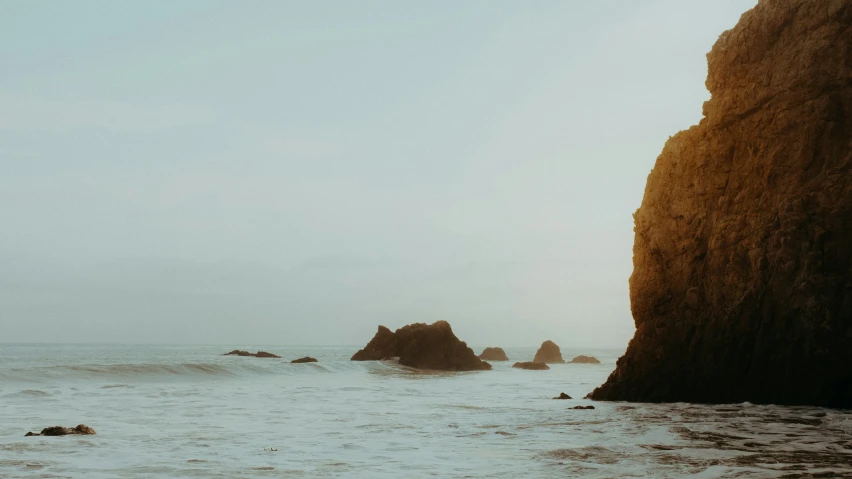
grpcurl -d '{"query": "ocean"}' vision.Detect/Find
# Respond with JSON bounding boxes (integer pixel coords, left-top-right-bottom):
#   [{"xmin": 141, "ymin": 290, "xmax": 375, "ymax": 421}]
[{"xmin": 1, "ymin": 344, "xmax": 850, "ymax": 478}]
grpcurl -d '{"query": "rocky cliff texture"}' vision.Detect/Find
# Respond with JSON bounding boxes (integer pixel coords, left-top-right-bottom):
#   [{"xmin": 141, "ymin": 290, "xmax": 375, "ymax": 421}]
[
  {"xmin": 590, "ymin": 0, "xmax": 852, "ymax": 407},
  {"xmin": 351, "ymin": 321, "xmax": 492, "ymax": 371}
]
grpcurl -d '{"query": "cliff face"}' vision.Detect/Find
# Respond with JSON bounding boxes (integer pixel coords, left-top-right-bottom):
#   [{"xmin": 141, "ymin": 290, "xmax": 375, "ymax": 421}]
[{"xmin": 590, "ymin": 0, "xmax": 852, "ymax": 407}]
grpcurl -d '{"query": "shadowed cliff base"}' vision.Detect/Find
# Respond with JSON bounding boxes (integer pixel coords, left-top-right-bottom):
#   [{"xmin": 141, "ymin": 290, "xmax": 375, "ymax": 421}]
[{"xmin": 590, "ymin": 0, "xmax": 852, "ymax": 407}]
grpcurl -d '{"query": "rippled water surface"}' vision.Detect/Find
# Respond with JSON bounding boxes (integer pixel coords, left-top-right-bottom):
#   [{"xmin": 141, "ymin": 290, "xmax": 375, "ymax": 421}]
[{"xmin": 1, "ymin": 344, "xmax": 850, "ymax": 478}]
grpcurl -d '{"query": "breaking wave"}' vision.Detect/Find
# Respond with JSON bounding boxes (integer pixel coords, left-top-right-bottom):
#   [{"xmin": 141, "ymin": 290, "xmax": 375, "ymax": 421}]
[{"xmin": 0, "ymin": 359, "xmax": 401, "ymax": 383}]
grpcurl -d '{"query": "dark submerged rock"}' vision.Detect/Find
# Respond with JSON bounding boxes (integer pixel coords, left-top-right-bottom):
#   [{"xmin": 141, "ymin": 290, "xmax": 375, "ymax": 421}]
[
  {"xmin": 224, "ymin": 350, "xmax": 252, "ymax": 356},
  {"xmin": 351, "ymin": 321, "xmax": 492, "ymax": 371},
  {"xmin": 478, "ymin": 347, "xmax": 509, "ymax": 361},
  {"xmin": 224, "ymin": 350, "xmax": 280, "ymax": 358},
  {"xmin": 254, "ymin": 351, "xmax": 281, "ymax": 358},
  {"xmin": 512, "ymin": 361, "xmax": 549, "ymax": 370},
  {"xmin": 570, "ymin": 355, "xmax": 601, "ymax": 364},
  {"xmin": 72, "ymin": 424, "xmax": 96, "ymax": 435},
  {"xmin": 553, "ymin": 392, "xmax": 572, "ymax": 400},
  {"xmin": 533, "ymin": 341, "xmax": 565, "ymax": 364},
  {"xmin": 590, "ymin": 0, "xmax": 852, "ymax": 408},
  {"xmin": 26, "ymin": 425, "xmax": 96, "ymax": 437},
  {"xmin": 572, "ymin": 405, "xmax": 595, "ymax": 410},
  {"xmin": 40, "ymin": 426, "xmax": 70, "ymax": 436},
  {"xmin": 291, "ymin": 356, "xmax": 318, "ymax": 363}
]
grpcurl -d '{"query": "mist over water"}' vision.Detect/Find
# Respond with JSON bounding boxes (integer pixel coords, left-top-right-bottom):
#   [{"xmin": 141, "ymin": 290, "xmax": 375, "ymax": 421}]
[
  {"xmin": 4, "ymin": 1, "xmax": 849, "ymax": 478},
  {"xmin": 2, "ymin": 344, "xmax": 850, "ymax": 478},
  {"xmin": 1, "ymin": 0, "xmax": 760, "ymax": 347}
]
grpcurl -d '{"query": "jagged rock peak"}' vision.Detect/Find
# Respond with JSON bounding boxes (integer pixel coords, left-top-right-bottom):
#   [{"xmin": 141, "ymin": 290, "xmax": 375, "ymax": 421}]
[{"xmin": 351, "ymin": 321, "xmax": 492, "ymax": 371}]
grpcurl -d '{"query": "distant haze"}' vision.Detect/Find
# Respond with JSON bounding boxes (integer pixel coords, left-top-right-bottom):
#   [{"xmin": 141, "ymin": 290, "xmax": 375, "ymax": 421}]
[{"xmin": 1, "ymin": 0, "xmax": 756, "ymax": 346}]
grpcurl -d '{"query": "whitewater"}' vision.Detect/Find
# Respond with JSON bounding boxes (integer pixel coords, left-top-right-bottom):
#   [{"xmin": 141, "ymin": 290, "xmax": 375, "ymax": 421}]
[{"xmin": 1, "ymin": 344, "xmax": 850, "ymax": 478}]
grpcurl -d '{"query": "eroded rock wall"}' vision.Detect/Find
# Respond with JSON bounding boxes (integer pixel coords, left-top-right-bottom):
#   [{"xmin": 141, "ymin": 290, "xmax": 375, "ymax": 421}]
[{"xmin": 590, "ymin": 0, "xmax": 852, "ymax": 407}]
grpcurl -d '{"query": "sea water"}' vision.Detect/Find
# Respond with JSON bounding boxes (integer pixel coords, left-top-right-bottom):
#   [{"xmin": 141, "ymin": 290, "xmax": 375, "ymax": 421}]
[{"xmin": 1, "ymin": 344, "xmax": 850, "ymax": 478}]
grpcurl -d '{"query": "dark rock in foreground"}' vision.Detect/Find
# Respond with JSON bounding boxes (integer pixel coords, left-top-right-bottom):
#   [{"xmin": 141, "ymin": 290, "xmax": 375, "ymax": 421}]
[
  {"xmin": 570, "ymin": 355, "xmax": 601, "ymax": 364},
  {"xmin": 478, "ymin": 347, "xmax": 509, "ymax": 361},
  {"xmin": 553, "ymin": 392, "xmax": 572, "ymax": 400},
  {"xmin": 572, "ymin": 405, "xmax": 595, "ymax": 410},
  {"xmin": 351, "ymin": 321, "xmax": 492, "ymax": 371},
  {"xmin": 512, "ymin": 361, "xmax": 549, "ymax": 370},
  {"xmin": 224, "ymin": 350, "xmax": 280, "ymax": 358},
  {"xmin": 26, "ymin": 425, "xmax": 96, "ymax": 437},
  {"xmin": 589, "ymin": 0, "xmax": 852, "ymax": 408},
  {"xmin": 533, "ymin": 341, "xmax": 565, "ymax": 364},
  {"xmin": 291, "ymin": 356, "xmax": 318, "ymax": 363}
]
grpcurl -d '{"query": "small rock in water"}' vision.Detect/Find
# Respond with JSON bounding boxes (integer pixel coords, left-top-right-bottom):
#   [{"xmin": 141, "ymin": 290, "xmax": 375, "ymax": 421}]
[
  {"xmin": 553, "ymin": 392, "xmax": 572, "ymax": 400},
  {"xmin": 533, "ymin": 341, "xmax": 566, "ymax": 364},
  {"xmin": 26, "ymin": 424, "xmax": 96, "ymax": 437},
  {"xmin": 224, "ymin": 350, "xmax": 253, "ymax": 356},
  {"xmin": 254, "ymin": 351, "xmax": 281, "ymax": 358},
  {"xmin": 291, "ymin": 356, "xmax": 318, "ymax": 363},
  {"xmin": 224, "ymin": 350, "xmax": 281, "ymax": 358},
  {"xmin": 570, "ymin": 355, "xmax": 601, "ymax": 364},
  {"xmin": 572, "ymin": 405, "xmax": 595, "ymax": 410},
  {"xmin": 72, "ymin": 424, "xmax": 96, "ymax": 435},
  {"xmin": 478, "ymin": 347, "xmax": 509, "ymax": 361},
  {"xmin": 512, "ymin": 361, "xmax": 549, "ymax": 370}
]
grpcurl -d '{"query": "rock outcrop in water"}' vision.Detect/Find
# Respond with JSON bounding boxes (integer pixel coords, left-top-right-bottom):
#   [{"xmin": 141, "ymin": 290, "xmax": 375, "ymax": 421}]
[
  {"xmin": 224, "ymin": 350, "xmax": 253, "ymax": 356},
  {"xmin": 255, "ymin": 351, "xmax": 280, "ymax": 358},
  {"xmin": 478, "ymin": 347, "xmax": 509, "ymax": 361},
  {"xmin": 533, "ymin": 341, "xmax": 565, "ymax": 364},
  {"xmin": 512, "ymin": 361, "xmax": 549, "ymax": 370},
  {"xmin": 224, "ymin": 350, "xmax": 281, "ymax": 358},
  {"xmin": 590, "ymin": 0, "xmax": 852, "ymax": 407},
  {"xmin": 570, "ymin": 355, "xmax": 601, "ymax": 364},
  {"xmin": 291, "ymin": 356, "xmax": 318, "ymax": 363},
  {"xmin": 26, "ymin": 425, "xmax": 96, "ymax": 437},
  {"xmin": 351, "ymin": 321, "xmax": 492, "ymax": 371},
  {"xmin": 553, "ymin": 392, "xmax": 572, "ymax": 400}
]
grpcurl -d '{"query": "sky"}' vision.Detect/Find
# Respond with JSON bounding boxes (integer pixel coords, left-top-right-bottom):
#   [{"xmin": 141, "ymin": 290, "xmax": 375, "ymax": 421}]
[{"xmin": 0, "ymin": 0, "xmax": 757, "ymax": 346}]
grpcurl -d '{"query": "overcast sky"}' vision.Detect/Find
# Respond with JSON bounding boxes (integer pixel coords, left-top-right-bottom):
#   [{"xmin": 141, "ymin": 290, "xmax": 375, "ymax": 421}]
[{"xmin": 1, "ymin": 0, "xmax": 756, "ymax": 346}]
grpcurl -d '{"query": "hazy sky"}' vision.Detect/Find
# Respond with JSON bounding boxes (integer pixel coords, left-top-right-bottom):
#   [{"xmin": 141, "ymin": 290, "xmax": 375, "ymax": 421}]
[{"xmin": 1, "ymin": 0, "xmax": 756, "ymax": 346}]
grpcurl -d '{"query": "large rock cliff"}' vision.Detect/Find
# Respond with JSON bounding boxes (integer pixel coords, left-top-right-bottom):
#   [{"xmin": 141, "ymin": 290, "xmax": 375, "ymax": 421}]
[{"xmin": 590, "ymin": 0, "xmax": 852, "ymax": 407}]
